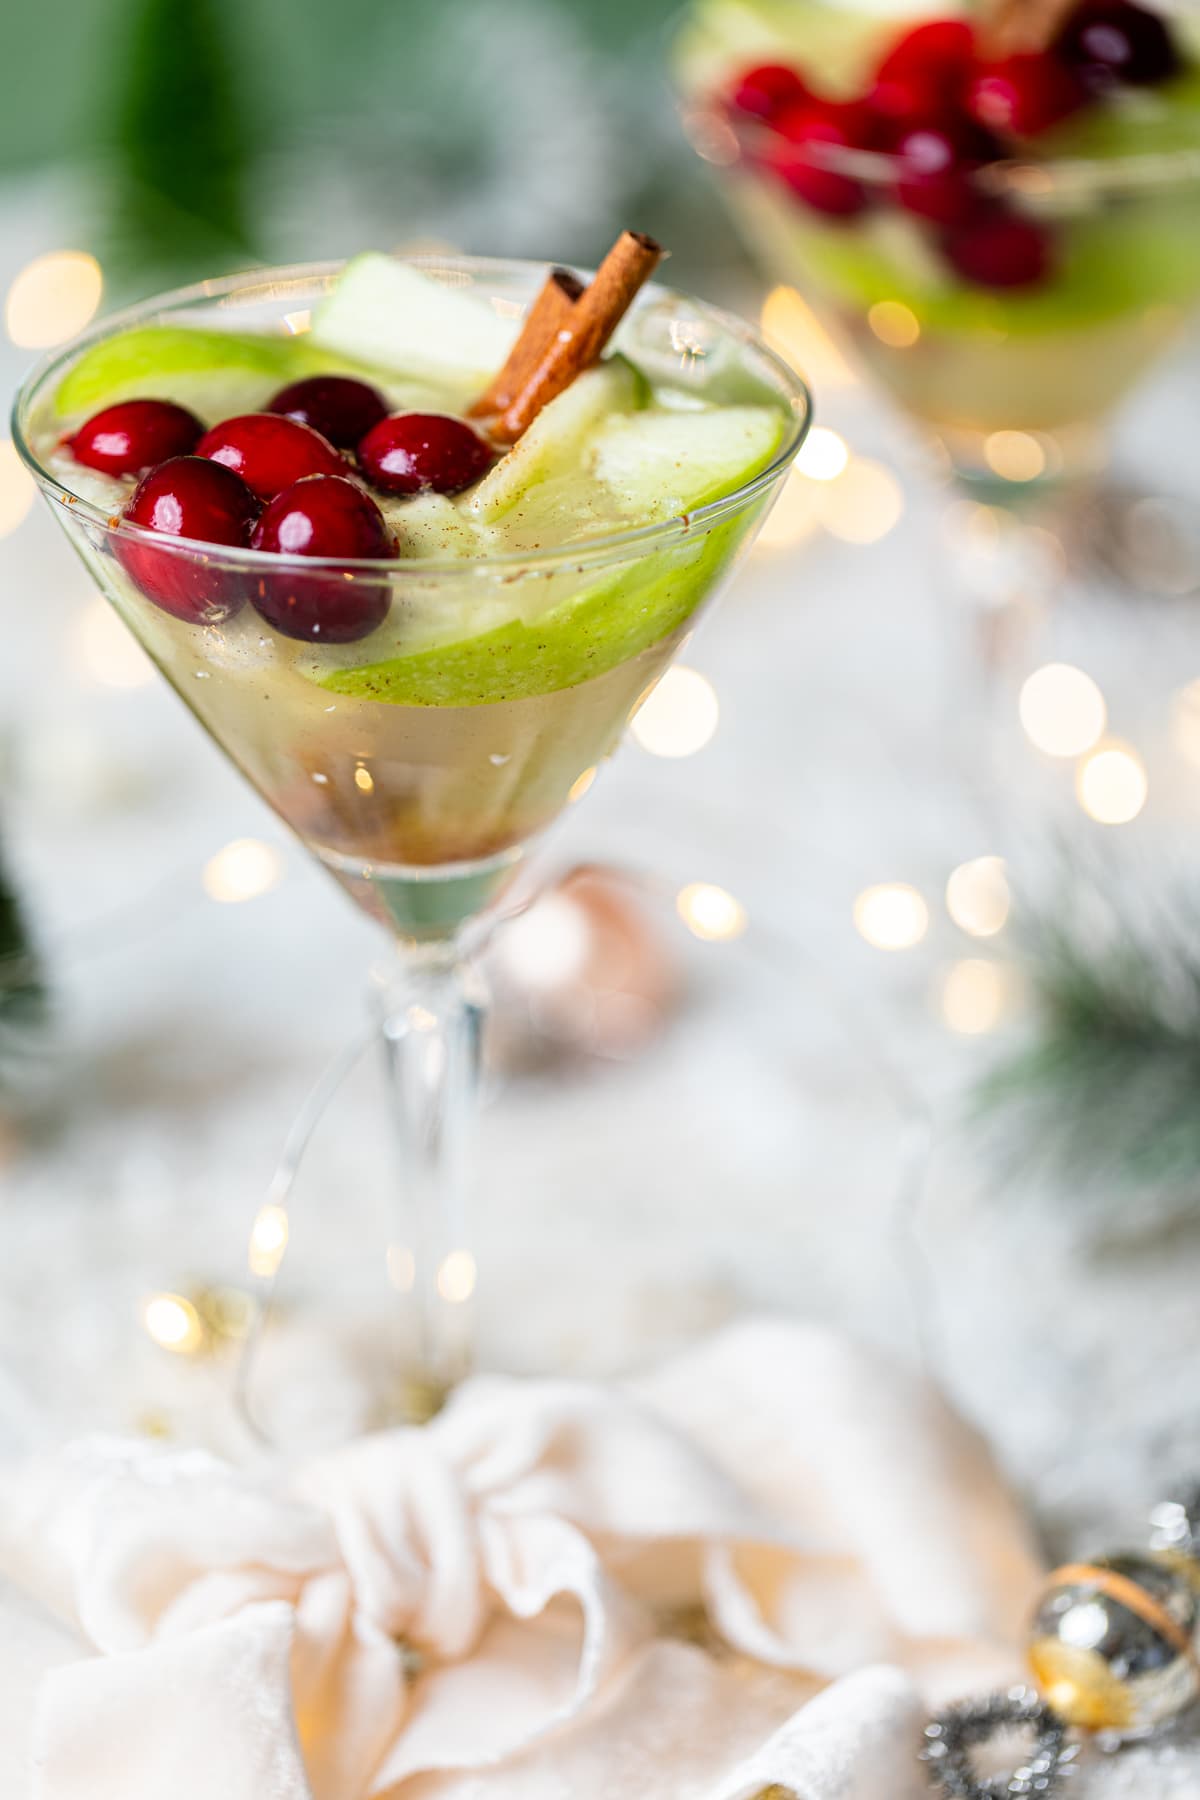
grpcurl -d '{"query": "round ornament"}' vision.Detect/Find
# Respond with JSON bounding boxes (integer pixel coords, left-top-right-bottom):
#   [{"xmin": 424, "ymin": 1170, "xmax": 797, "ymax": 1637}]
[{"xmin": 1027, "ymin": 1553, "xmax": 1200, "ymax": 1733}]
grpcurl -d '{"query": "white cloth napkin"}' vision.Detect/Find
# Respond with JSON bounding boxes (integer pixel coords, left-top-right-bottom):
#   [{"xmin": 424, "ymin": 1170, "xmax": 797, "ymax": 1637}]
[{"xmin": 0, "ymin": 1319, "xmax": 1043, "ymax": 1800}]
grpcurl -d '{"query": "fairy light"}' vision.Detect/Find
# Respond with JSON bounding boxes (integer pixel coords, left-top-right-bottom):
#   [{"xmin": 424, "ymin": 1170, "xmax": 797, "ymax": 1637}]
[
  {"xmin": 630, "ymin": 666, "xmax": 719, "ymax": 758},
  {"xmin": 143, "ymin": 1293, "xmax": 205, "ymax": 1355},
  {"xmin": 0, "ymin": 439, "xmax": 36, "ymax": 538},
  {"xmin": 248, "ymin": 1203, "xmax": 289, "ymax": 1278},
  {"xmin": 983, "ymin": 430, "xmax": 1047, "ymax": 484},
  {"xmin": 795, "ymin": 426, "xmax": 849, "ymax": 483},
  {"xmin": 761, "ymin": 285, "xmax": 855, "ymax": 388},
  {"xmin": 71, "ymin": 598, "xmax": 154, "ymax": 689},
  {"xmin": 203, "ymin": 838, "xmax": 283, "ymax": 904},
  {"xmin": 1170, "ymin": 679, "xmax": 1200, "ymax": 768},
  {"xmin": 867, "ymin": 300, "xmax": 921, "ymax": 348},
  {"xmin": 5, "ymin": 251, "xmax": 102, "ymax": 349},
  {"xmin": 437, "ymin": 1250, "xmax": 476, "ymax": 1304},
  {"xmin": 568, "ymin": 766, "xmax": 597, "ymax": 804},
  {"xmin": 387, "ymin": 1243, "xmax": 416, "ymax": 1292},
  {"xmin": 1019, "ymin": 663, "xmax": 1106, "ymax": 758},
  {"xmin": 941, "ymin": 959, "xmax": 1007, "ymax": 1035},
  {"xmin": 354, "ymin": 765, "xmax": 375, "ymax": 794},
  {"xmin": 1076, "ymin": 741, "xmax": 1147, "ymax": 825},
  {"xmin": 945, "ymin": 856, "xmax": 1010, "ymax": 938},
  {"xmin": 676, "ymin": 882, "xmax": 747, "ymax": 942},
  {"xmin": 755, "ymin": 466, "xmax": 822, "ymax": 552},
  {"xmin": 854, "ymin": 883, "xmax": 929, "ymax": 951},
  {"xmin": 821, "ymin": 459, "xmax": 904, "ymax": 545}
]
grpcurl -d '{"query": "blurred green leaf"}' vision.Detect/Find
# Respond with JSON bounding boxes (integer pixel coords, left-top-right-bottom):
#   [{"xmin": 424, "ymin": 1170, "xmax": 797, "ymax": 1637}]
[
  {"xmin": 104, "ymin": 0, "xmax": 257, "ymax": 285},
  {"xmin": 0, "ymin": 850, "xmax": 47, "ymax": 1094}
]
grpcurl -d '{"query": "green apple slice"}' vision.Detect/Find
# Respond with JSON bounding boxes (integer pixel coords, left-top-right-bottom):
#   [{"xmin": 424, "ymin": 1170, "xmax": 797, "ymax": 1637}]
[
  {"xmin": 466, "ymin": 356, "xmax": 649, "ymax": 523},
  {"xmin": 320, "ymin": 514, "xmax": 748, "ymax": 707},
  {"xmin": 55, "ymin": 327, "xmax": 308, "ymax": 418},
  {"xmin": 52, "ymin": 325, "xmax": 438, "ymax": 423},
  {"xmin": 311, "ymin": 254, "xmax": 518, "ymax": 390},
  {"xmin": 385, "ymin": 493, "xmax": 492, "ymax": 560},
  {"xmin": 590, "ymin": 405, "xmax": 786, "ymax": 519}
]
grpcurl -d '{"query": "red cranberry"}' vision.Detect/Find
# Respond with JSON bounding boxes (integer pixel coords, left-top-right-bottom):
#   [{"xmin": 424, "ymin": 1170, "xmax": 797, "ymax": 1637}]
[
  {"xmin": 876, "ymin": 20, "xmax": 977, "ymax": 98},
  {"xmin": 249, "ymin": 474, "xmax": 393, "ymax": 644},
  {"xmin": 891, "ymin": 121, "xmax": 1000, "ymax": 224},
  {"xmin": 357, "ymin": 413, "xmax": 493, "ymax": 497},
  {"xmin": 267, "ymin": 375, "xmax": 388, "ymax": 450},
  {"xmin": 728, "ymin": 62, "xmax": 808, "ymax": 123},
  {"xmin": 868, "ymin": 19, "xmax": 977, "ymax": 133},
  {"xmin": 117, "ymin": 456, "xmax": 258, "ymax": 623},
  {"xmin": 197, "ymin": 413, "xmax": 344, "ymax": 501},
  {"xmin": 770, "ymin": 101, "xmax": 880, "ymax": 217},
  {"xmin": 967, "ymin": 53, "xmax": 1087, "ymax": 136},
  {"xmin": 942, "ymin": 208, "xmax": 1055, "ymax": 288},
  {"xmin": 69, "ymin": 399, "xmax": 204, "ymax": 477},
  {"xmin": 1055, "ymin": 0, "xmax": 1181, "ymax": 87}
]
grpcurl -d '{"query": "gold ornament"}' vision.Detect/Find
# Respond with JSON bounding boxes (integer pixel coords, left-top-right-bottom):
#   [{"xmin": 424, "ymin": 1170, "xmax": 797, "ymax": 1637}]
[
  {"xmin": 1028, "ymin": 1553, "xmax": 1200, "ymax": 1733},
  {"xmin": 924, "ymin": 1491, "xmax": 1200, "ymax": 1799}
]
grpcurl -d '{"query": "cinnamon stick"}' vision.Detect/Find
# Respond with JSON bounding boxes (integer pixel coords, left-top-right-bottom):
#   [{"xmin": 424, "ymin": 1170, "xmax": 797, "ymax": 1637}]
[
  {"xmin": 980, "ymin": 0, "xmax": 1077, "ymax": 56},
  {"xmin": 469, "ymin": 268, "xmax": 584, "ymax": 421},
  {"xmin": 475, "ymin": 231, "xmax": 663, "ymax": 445}
]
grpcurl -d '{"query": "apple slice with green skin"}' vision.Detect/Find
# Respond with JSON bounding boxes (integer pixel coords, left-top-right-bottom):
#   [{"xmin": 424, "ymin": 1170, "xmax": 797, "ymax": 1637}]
[
  {"xmin": 53, "ymin": 326, "xmax": 442, "ymax": 423},
  {"xmin": 321, "ymin": 515, "xmax": 749, "ymax": 707},
  {"xmin": 590, "ymin": 405, "xmax": 786, "ymax": 520},
  {"xmin": 311, "ymin": 254, "xmax": 518, "ymax": 390},
  {"xmin": 465, "ymin": 356, "xmax": 649, "ymax": 523},
  {"xmin": 321, "ymin": 397, "xmax": 786, "ymax": 706}
]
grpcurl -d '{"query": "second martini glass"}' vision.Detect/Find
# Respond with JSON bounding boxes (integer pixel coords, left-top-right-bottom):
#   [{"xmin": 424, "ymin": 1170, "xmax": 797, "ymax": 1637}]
[
  {"xmin": 14, "ymin": 255, "xmax": 811, "ymax": 1408},
  {"xmin": 676, "ymin": 3, "xmax": 1200, "ymax": 532}
]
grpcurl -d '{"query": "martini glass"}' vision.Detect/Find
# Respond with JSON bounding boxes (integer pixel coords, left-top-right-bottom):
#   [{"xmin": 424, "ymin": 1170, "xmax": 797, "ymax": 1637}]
[
  {"xmin": 14, "ymin": 256, "xmax": 811, "ymax": 1410},
  {"xmin": 674, "ymin": 11, "xmax": 1200, "ymax": 581}
]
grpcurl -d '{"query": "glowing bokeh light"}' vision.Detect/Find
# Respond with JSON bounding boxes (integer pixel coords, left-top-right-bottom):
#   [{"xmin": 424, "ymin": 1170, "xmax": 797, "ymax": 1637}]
[
  {"xmin": 945, "ymin": 856, "xmax": 1010, "ymax": 938},
  {"xmin": 983, "ymin": 430, "xmax": 1047, "ymax": 483},
  {"xmin": 676, "ymin": 882, "xmax": 747, "ymax": 942},
  {"xmin": 387, "ymin": 1244, "xmax": 416, "ymax": 1293},
  {"xmin": 437, "ymin": 1250, "xmax": 477, "ymax": 1304},
  {"xmin": 203, "ymin": 838, "xmax": 283, "ymax": 904},
  {"xmin": 854, "ymin": 883, "xmax": 929, "ymax": 950},
  {"xmin": 942, "ymin": 959, "xmax": 1007, "ymax": 1034},
  {"xmin": 143, "ymin": 1293, "xmax": 204, "ymax": 1355},
  {"xmin": 821, "ymin": 460, "xmax": 904, "ymax": 545},
  {"xmin": 248, "ymin": 1204, "xmax": 289, "ymax": 1278},
  {"xmin": 867, "ymin": 300, "xmax": 921, "ymax": 348},
  {"xmin": 795, "ymin": 426, "xmax": 849, "ymax": 483},
  {"xmin": 1019, "ymin": 663, "xmax": 1106, "ymax": 758},
  {"xmin": 755, "ymin": 466, "xmax": 822, "ymax": 552},
  {"xmin": 1076, "ymin": 742, "xmax": 1147, "ymax": 824},
  {"xmin": 354, "ymin": 765, "xmax": 375, "ymax": 794},
  {"xmin": 568, "ymin": 766, "xmax": 597, "ymax": 804},
  {"xmin": 1170, "ymin": 679, "xmax": 1200, "ymax": 769},
  {"xmin": 761, "ymin": 286, "xmax": 855, "ymax": 389},
  {"xmin": 630, "ymin": 666, "xmax": 719, "ymax": 758},
  {"xmin": 6, "ymin": 251, "xmax": 102, "ymax": 348},
  {"xmin": 498, "ymin": 892, "xmax": 591, "ymax": 988}
]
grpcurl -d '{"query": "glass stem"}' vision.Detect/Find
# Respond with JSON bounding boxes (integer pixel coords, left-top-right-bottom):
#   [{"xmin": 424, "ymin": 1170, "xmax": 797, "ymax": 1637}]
[{"xmin": 376, "ymin": 945, "xmax": 486, "ymax": 1414}]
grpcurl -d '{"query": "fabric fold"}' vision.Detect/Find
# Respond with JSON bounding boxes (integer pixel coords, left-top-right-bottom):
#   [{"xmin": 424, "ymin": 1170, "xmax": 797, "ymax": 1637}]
[{"xmin": 0, "ymin": 1319, "xmax": 1042, "ymax": 1800}]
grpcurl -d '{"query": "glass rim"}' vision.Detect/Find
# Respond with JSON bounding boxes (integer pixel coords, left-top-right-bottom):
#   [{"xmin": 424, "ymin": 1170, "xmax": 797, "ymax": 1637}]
[{"xmin": 12, "ymin": 254, "xmax": 813, "ymax": 579}]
